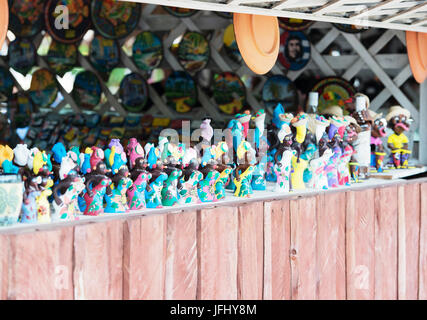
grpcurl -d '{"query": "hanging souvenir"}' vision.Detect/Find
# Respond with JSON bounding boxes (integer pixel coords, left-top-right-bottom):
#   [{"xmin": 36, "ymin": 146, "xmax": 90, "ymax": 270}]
[
  {"xmin": 262, "ymin": 75, "xmax": 299, "ymax": 113},
  {"xmin": 0, "ymin": 66, "xmax": 14, "ymax": 98},
  {"xmin": 46, "ymin": 39, "xmax": 77, "ymax": 76},
  {"xmin": 8, "ymin": 38, "xmax": 36, "ymax": 75},
  {"xmin": 278, "ymin": 18, "xmax": 314, "ymax": 31},
  {"xmin": 72, "ymin": 70, "xmax": 102, "ymax": 110},
  {"xmin": 28, "ymin": 68, "xmax": 58, "ymax": 108},
  {"xmin": 45, "ymin": 0, "xmax": 91, "ymax": 44},
  {"xmin": 119, "ymin": 73, "xmax": 149, "ymax": 113},
  {"xmin": 278, "ymin": 31, "xmax": 311, "ymax": 71},
  {"xmin": 310, "ymin": 77, "xmax": 356, "ymax": 115},
  {"xmin": 89, "ymin": 34, "xmax": 120, "ymax": 75},
  {"xmin": 213, "ymin": 72, "xmax": 246, "ymax": 115},
  {"xmin": 8, "ymin": 0, "xmax": 44, "ymax": 38},
  {"xmin": 177, "ymin": 32, "xmax": 210, "ymax": 74},
  {"xmin": 163, "ymin": 6, "xmax": 197, "ymax": 18},
  {"xmin": 333, "ymin": 23, "xmax": 369, "ymax": 34},
  {"xmin": 165, "ymin": 71, "xmax": 197, "ymax": 113},
  {"xmin": 132, "ymin": 31, "xmax": 163, "ymax": 72},
  {"xmin": 92, "ymin": 0, "xmax": 141, "ymax": 40},
  {"xmin": 223, "ymin": 24, "xmax": 242, "ymax": 64}
]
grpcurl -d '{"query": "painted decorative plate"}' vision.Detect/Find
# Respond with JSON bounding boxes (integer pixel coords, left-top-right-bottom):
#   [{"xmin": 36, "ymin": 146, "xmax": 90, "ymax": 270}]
[
  {"xmin": 262, "ymin": 75, "xmax": 299, "ymax": 113},
  {"xmin": 162, "ymin": 6, "xmax": 196, "ymax": 18},
  {"xmin": 333, "ymin": 23, "xmax": 369, "ymax": 34},
  {"xmin": 213, "ymin": 72, "xmax": 246, "ymax": 115},
  {"xmin": 8, "ymin": 38, "xmax": 36, "ymax": 75},
  {"xmin": 89, "ymin": 35, "xmax": 120, "ymax": 74},
  {"xmin": 8, "ymin": 92, "xmax": 34, "ymax": 127},
  {"xmin": 28, "ymin": 68, "xmax": 58, "ymax": 108},
  {"xmin": 177, "ymin": 32, "xmax": 210, "ymax": 74},
  {"xmin": 119, "ymin": 73, "xmax": 149, "ymax": 113},
  {"xmin": 215, "ymin": 11, "xmax": 233, "ymax": 19},
  {"xmin": 132, "ymin": 31, "xmax": 163, "ymax": 72},
  {"xmin": 8, "ymin": 0, "xmax": 44, "ymax": 38},
  {"xmin": 164, "ymin": 71, "xmax": 197, "ymax": 113},
  {"xmin": 310, "ymin": 77, "xmax": 356, "ymax": 114},
  {"xmin": 92, "ymin": 0, "xmax": 141, "ymax": 40},
  {"xmin": 223, "ymin": 24, "xmax": 242, "ymax": 64},
  {"xmin": 45, "ymin": 0, "xmax": 91, "ymax": 44},
  {"xmin": 72, "ymin": 71, "xmax": 102, "ymax": 110},
  {"xmin": 46, "ymin": 40, "xmax": 77, "ymax": 76},
  {"xmin": 0, "ymin": 66, "xmax": 14, "ymax": 98},
  {"xmin": 279, "ymin": 31, "xmax": 311, "ymax": 71},
  {"xmin": 278, "ymin": 18, "xmax": 314, "ymax": 31}
]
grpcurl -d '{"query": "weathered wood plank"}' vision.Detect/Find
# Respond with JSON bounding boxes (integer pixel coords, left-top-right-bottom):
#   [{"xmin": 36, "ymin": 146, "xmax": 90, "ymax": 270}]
[
  {"xmin": 419, "ymin": 183, "xmax": 427, "ymax": 300},
  {"xmin": 316, "ymin": 192, "xmax": 346, "ymax": 300},
  {"xmin": 398, "ymin": 183, "xmax": 420, "ymax": 300},
  {"xmin": 0, "ymin": 235, "xmax": 8, "ymax": 300},
  {"xmin": 197, "ymin": 206, "xmax": 238, "ymax": 300},
  {"xmin": 346, "ymin": 189, "xmax": 375, "ymax": 300},
  {"xmin": 237, "ymin": 202, "xmax": 264, "ymax": 300},
  {"xmin": 374, "ymin": 186, "xmax": 398, "ymax": 300},
  {"xmin": 164, "ymin": 211, "xmax": 197, "ymax": 300},
  {"xmin": 263, "ymin": 200, "xmax": 291, "ymax": 300},
  {"xmin": 290, "ymin": 196, "xmax": 318, "ymax": 300},
  {"xmin": 123, "ymin": 215, "xmax": 167, "ymax": 300},
  {"xmin": 7, "ymin": 228, "xmax": 74, "ymax": 300},
  {"xmin": 74, "ymin": 221, "xmax": 123, "ymax": 300}
]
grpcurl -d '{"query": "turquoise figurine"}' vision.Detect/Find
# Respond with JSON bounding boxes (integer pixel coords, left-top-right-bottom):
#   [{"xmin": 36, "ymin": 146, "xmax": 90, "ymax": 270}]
[
  {"xmin": 127, "ymin": 158, "xmax": 151, "ymax": 210},
  {"xmin": 179, "ymin": 162, "xmax": 203, "ymax": 205},
  {"xmin": 199, "ymin": 164, "xmax": 220, "ymax": 203},
  {"xmin": 161, "ymin": 167, "xmax": 182, "ymax": 207},
  {"xmin": 145, "ymin": 168, "xmax": 168, "ymax": 209},
  {"xmin": 104, "ymin": 166, "xmax": 132, "ymax": 214}
]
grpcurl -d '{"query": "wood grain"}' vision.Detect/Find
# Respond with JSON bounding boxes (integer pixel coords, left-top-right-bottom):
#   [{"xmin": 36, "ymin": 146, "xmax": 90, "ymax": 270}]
[
  {"xmin": 74, "ymin": 220, "xmax": 123, "ymax": 300},
  {"xmin": 164, "ymin": 211, "xmax": 198, "ymax": 300},
  {"xmin": 398, "ymin": 183, "xmax": 421, "ymax": 300},
  {"xmin": 237, "ymin": 202, "xmax": 264, "ymax": 300},
  {"xmin": 316, "ymin": 192, "xmax": 346, "ymax": 300},
  {"xmin": 263, "ymin": 200, "xmax": 291, "ymax": 300},
  {"xmin": 197, "ymin": 206, "xmax": 238, "ymax": 300},
  {"xmin": 290, "ymin": 196, "xmax": 318, "ymax": 300},
  {"xmin": 346, "ymin": 189, "xmax": 375, "ymax": 300},
  {"xmin": 374, "ymin": 186, "xmax": 398, "ymax": 300},
  {"xmin": 7, "ymin": 228, "xmax": 74, "ymax": 299},
  {"xmin": 123, "ymin": 215, "xmax": 167, "ymax": 300},
  {"xmin": 419, "ymin": 183, "xmax": 427, "ymax": 300},
  {"xmin": 0, "ymin": 235, "xmax": 8, "ymax": 299}
]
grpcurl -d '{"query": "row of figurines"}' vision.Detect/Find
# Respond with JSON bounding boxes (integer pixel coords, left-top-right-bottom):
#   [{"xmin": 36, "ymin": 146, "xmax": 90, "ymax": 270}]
[{"xmin": 0, "ymin": 98, "xmax": 412, "ymax": 224}]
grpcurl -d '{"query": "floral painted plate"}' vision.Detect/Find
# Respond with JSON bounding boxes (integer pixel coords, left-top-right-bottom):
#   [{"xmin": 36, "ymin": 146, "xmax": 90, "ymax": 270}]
[
  {"xmin": 8, "ymin": 0, "xmax": 44, "ymax": 38},
  {"xmin": 119, "ymin": 73, "xmax": 149, "ymax": 113},
  {"xmin": 0, "ymin": 66, "xmax": 14, "ymax": 98},
  {"xmin": 177, "ymin": 32, "xmax": 210, "ymax": 74},
  {"xmin": 223, "ymin": 24, "xmax": 242, "ymax": 64},
  {"xmin": 45, "ymin": 0, "xmax": 91, "ymax": 44},
  {"xmin": 279, "ymin": 31, "xmax": 311, "ymax": 71},
  {"xmin": 92, "ymin": 0, "xmax": 141, "ymax": 40},
  {"xmin": 46, "ymin": 40, "xmax": 77, "ymax": 76},
  {"xmin": 163, "ymin": 6, "xmax": 197, "ymax": 18},
  {"xmin": 89, "ymin": 35, "xmax": 120, "ymax": 75},
  {"xmin": 213, "ymin": 72, "xmax": 246, "ymax": 115},
  {"xmin": 72, "ymin": 70, "xmax": 102, "ymax": 110},
  {"xmin": 165, "ymin": 71, "xmax": 197, "ymax": 113},
  {"xmin": 28, "ymin": 68, "xmax": 58, "ymax": 108},
  {"xmin": 8, "ymin": 38, "xmax": 36, "ymax": 75},
  {"xmin": 262, "ymin": 75, "xmax": 299, "ymax": 113},
  {"xmin": 132, "ymin": 31, "xmax": 163, "ymax": 72}
]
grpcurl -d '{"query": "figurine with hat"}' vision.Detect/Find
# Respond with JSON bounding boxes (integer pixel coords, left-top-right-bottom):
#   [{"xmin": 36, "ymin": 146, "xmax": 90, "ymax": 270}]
[{"xmin": 369, "ymin": 110, "xmax": 387, "ymax": 172}]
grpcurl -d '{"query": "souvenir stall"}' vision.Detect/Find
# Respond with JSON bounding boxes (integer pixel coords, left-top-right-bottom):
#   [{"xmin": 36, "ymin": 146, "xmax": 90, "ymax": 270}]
[{"xmin": 0, "ymin": 0, "xmax": 427, "ymax": 300}]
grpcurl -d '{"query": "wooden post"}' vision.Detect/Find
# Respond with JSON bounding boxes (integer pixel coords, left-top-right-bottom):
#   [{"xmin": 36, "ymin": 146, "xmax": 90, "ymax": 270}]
[{"xmin": 420, "ymin": 80, "xmax": 427, "ymax": 164}]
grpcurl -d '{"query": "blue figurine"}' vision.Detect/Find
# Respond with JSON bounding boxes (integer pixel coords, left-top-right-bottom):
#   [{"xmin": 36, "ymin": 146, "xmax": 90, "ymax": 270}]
[
  {"xmin": 52, "ymin": 142, "xmax": 67, "ymax": 164},
  {"xmin": 145, "ymin": 169, "xmax": 168, "ymax": 208}
]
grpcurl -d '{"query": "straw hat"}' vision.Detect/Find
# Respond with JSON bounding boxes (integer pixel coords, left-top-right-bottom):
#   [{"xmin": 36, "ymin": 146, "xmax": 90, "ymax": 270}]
[
  {"xmin": 367, "ymin": 110, "xmax": 383, "ymax": 121},
  {"xmin": 322, "ymin": 105, "xmax": 344, "ymax": 118},
  {"xmin": 385, "ymin": 105, "xmax": 411, "ymax": 122}
]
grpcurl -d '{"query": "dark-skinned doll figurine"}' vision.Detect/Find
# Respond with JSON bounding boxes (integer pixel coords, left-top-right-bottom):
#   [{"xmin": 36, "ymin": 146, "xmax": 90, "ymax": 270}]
[
  {"xmin": 233, "ymin": 141, "xmax": 255, "ymax": 198},
  {"xmin": 338, "ymin": 116, "xmax": 360, "ymax": 186},
  {"xmin": 324, "ymin": 116, "xmax": 346, "ymax": 188},
  {"xmin": 104, "ymin": 165, "xmax": 132, "ymax": 213},
  {"xmin": 385, "ymin": 105, "xmax": 412, "ymax": 169},
  {"xmin": 32, "ymin": 150, "xmax": 54, "ymax": 223},
  {"xmin": 290, "ymin": 113, "xmax": 309, "ymax": 190},
  {"xmin": 368, "ymin": 110, "xmax": 387, "ymax": 172},
  {"xmin": 127, "ymin": 157, "xmax": 151, "ymax": 211},
  {"xmin": 83, "ymin": 162, "xmax": 112, "ymax": 216}
]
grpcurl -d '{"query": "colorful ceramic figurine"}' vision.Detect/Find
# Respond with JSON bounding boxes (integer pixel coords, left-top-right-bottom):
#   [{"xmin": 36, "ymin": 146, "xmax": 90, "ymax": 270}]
[
  {"xmin": 236, "ymin": 110, "xmax": 251, "ymax": 140},
  {"xmin": 233, "ymin": 141, "xmax": 255, "ymax": 198},
  {"xmin": 199, "ymin": 162, "xmax": 220, "ymax": 203},
  {"xmin": 213, "ymin": 142, "xmax": 233, "ymax": 200},
  {"xmin": 126, "ymin": 138, "xmax": 145, "ymax": 170},
  {"xmin": 0, "ymin": 145, "xmax": 19, "ymax": 174},
  {"xmin": 84, "ymin": 162, "xmax": 112, "ymax": 216},
  {"xmin": 324, "ymin": 116, "xmax": 345, "ymax": 188},
  {"xmin": 369, "ymin": 110, "xmax": 387, "ymax": 172},
  {"xmin": 20, "ymin": 176, "xmax": 41, "ymax": 224},
  {"xmin": 386, "ymin": 105, "xmax": 412, "ymax": 169},
  {"xmin": 104, "ymin": 166, "xmax": 132, "ymax": 213},
  {"xmin": 253, "ymin": 109, "xmax": 266, "ymax": 156},
  {"xmin": 306, "ymin": 149, "xmax": 333, "ymax": 190},
  {"xmin": 105, "ymin": 140, "xmax": 127, "ymax": 175},
  {"xmin": 145, "ymin": 168, "xmax": 168, "ymax": 209},
  {"xmin": 179, "ymin": 161, "xmax": 203, "ymax": 204},
  {"xmin": 274, "ymin": 149, "xmax": 296, "ymax": 193},
  {"xmin": 161, "ymin": 166, "xmax": 182, "ymax": 207}
]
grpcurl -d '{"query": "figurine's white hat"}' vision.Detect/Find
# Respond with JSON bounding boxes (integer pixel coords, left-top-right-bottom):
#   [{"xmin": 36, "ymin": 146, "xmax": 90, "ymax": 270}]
[
  {"xmin": 322, "ymin": 105, "xmax": 344, "ymax": 118},
  {"xmin": 368, "ymin": 110, "xmax": 383, "ymax": 120},
  {"xmin": 385, "ymin": 105, "xmax": 411, "ymax": 122}
]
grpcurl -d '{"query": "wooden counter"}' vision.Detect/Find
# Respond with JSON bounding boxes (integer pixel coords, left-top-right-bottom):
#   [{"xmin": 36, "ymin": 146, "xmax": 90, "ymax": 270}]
[{"xmin": 0, "ymin": 177, "xmax": 426, "ymax": 300}]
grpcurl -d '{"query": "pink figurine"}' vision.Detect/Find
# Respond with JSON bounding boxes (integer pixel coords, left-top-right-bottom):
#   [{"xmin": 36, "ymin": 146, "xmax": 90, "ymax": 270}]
[{"xmin": 126, "ymin": 138, "xmax": 145, "ymax": 170}]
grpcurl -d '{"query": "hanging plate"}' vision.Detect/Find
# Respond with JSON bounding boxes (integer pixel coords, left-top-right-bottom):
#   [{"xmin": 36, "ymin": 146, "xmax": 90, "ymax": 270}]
[
  {"xmin": 92, "ymin": 0, "xmax": 141, "ymax": 40},
  {"xmin": 0, "ymin": 66, "xmax": 14, "ymax": 98},
  {"xmin": 163, "ymin": 6, "xmax": 197, "ymax": 18},
  {"xmin": 89, "ymin": 35, "xmax": 120, "ymax": 74},
  {"xmin": 278, "ymin": 31, "xmax": 311, "ymax": 71},
  {"xmin": 177, "ymin": 32, "xmax": 210, "ymax": 74},
  {"xmin": 8, "ymin": 92, "xmax": 34, "ymax": 127},
  {"xmin": 45, "ymin": 0, "xmax": 91, "ymax": 44},
  {"xmin": 262, "ymin": 75, "xmax": 299, "ymax": 113},
  {"xmin": 333, "ymin": 23, "xmax": 369, "ymax": 34},
  {"xmin": 278, "ymin": 18, "xmax": 314, "ymax": 31},
  {"xmin": 132, "ymin": 31, "xmax": 163, "ymax": 72},
  {"xmin": 119, "ymin": 73, "xmax": 149, "ymax": 113},
  {"xmin": 72, "ymin": 70, "xmax": 102, "ymax": 110},
  {"xmin": 165, "ymin": 71, "xmax": 197, "ymax": 113},
  {"xmin": 8, "ymin": 38, "xmax": 36, "ymax": 75},
  {"xmin": 46, "ymin": 39, "xmax": 77, "ymax": 77},
  {"xmin": 8, "ymin": 0, "xmax": 44, "ymax": 38},
  {"xmin": 213, "ymin": 72, "xmax": 246, "ymax": 115},
  {"xmin": 223, "ymin": 24, "xmax": 242, "ymax": 64},
  {"xmin": 28, "ymin": 68, "xmax": 58, "ymax": 108},
  {"xmin": 310, "ymin": 77, "xmax": 356, "ymax": 114}
]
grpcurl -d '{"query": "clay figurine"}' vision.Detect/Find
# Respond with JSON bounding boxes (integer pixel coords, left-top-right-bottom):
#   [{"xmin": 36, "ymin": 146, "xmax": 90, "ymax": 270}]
[
  {"xmin": 83, "ymin": 162, "xmax": 112, "ymax": 216},
  {"xmin": 369, "ymin": 110, "xmax": 387, "ymax": 172},
  {"xmin": 161, "ymin": 167, "xmax": 182, "ymax": 207},
  {"xmin": 306, "ymin": 149, "xmax": 333, "ymax": 190},
  {"xmin": 145, "ymin": 167, "xmax": 168, "ymax": 209},
  {"xmin": 126, "ymin": 138, "xmax": 145, "ymax": 170},
  {"xmin": 386, "ymin": 105, "xmax": 412, "ymax": 169},
  {"xmin": 273, "ymin": 149, "xmax": 296, "ymax": 193},
  {"xmin": 104, "ymin": 166, "xmax": 132, "ymax": 214},
  {"xmin": 233, "ymin": 141, "xmax": 255, "ymax": 198}
]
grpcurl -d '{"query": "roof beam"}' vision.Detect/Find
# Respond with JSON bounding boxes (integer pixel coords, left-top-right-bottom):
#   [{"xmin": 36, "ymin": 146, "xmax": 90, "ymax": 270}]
[{"xmin": 382, "ymin": 2, "xmax": 427, "ymax": 22}]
